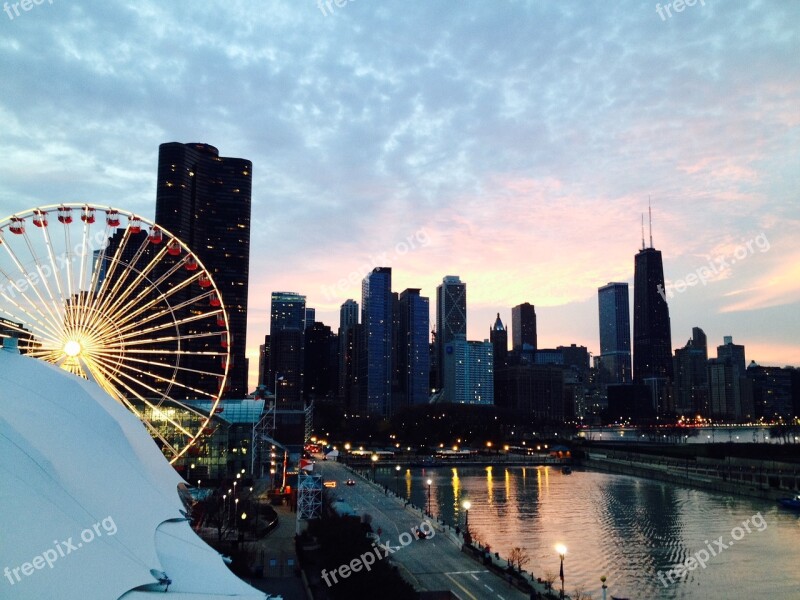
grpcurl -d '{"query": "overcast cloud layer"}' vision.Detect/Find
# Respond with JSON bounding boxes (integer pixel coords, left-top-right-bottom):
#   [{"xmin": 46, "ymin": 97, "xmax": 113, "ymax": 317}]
[{"xmin": 1, "ymin": 0, "xmax": 798, "ymax": 388}]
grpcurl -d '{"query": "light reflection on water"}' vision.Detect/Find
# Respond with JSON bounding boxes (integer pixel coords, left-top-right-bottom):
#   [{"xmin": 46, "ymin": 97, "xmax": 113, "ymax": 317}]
[{"xmin": 374, "ymin": 465, "xmax": 800, "ymax": 599}]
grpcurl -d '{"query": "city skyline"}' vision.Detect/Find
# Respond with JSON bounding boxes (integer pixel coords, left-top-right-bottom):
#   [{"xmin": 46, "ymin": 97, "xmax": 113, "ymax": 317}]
[{"xmin": 1, "ymin": 1, "xmax": 798, "ymax": 392}]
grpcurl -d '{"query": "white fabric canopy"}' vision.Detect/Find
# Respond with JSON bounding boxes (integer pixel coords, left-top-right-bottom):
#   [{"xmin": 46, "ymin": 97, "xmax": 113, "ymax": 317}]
[{"xmin": 0, "ymin": 348, "xmax": 268, "ymax": 599}]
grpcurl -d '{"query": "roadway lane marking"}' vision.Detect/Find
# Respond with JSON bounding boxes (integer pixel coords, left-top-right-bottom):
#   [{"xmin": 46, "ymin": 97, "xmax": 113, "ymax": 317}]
[
  {"xmin": 471, "ymin": 574, "xmax": 479, "ymax": 580},
  {"xmin": 484, "ymin": 584, "xmax": 494, "ymax": 591},
  {"xmin": 444, "ymin": 573, "xmax": 480, "ymax": 600}
]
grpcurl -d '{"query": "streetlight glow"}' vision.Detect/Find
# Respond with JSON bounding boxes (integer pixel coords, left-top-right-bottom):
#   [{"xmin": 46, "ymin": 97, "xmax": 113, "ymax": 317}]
[{"xmin": 555, "ymin": 543, "xmax": 567, "ymax": 556}]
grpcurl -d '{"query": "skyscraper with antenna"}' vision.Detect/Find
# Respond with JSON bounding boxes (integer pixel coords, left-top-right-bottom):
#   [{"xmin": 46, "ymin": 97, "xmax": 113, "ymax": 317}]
[{"xmin": 633, "ymin": 201, "xmax": 673, "ymax": 407}]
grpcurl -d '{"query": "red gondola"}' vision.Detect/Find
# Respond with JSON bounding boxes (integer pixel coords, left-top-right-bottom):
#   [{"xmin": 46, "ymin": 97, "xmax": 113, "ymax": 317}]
[
  {"xmin": 57, "ymin": 206, "xmax": 73, "ymax": 224},
  {"xmin": 32, "ymin": 211, "xmax": 48, "ymax": 228},
  {"xmin": 198, "ymin": 273, "xmax": 211, "ymax": 288},
  {"xmin": 209, "ymin": 292, "xmax": 221, "ymax": 307},
  {"xmin": 9, "ymin": 218, "xmax": 24, "ymax": 235},
  {"xmin": 167, "ymin": 239, "xmax": 181, "ymax": 256},
  {"xmin": 81, "ymin": 206, "xmax": 96, "ymax": 223},
  {"xmin": 202, "ymin": 427, "xmax": 216, "ymax": 436},
  {"xmin": 220, "ymin": 332, "xmax": 229, "ymax": 349},
  {"xmin": 214, "ymin": 406, "xmax": 224, "ymax": 413},
  {"xmin": 128, "ymin": 216, "xmax": 142, "ymax": 234},
  {"xmin": 106, "ymin": 210, "xmax": 121, "ymax": 227},
  {"xmin": 184, "ymin": 256, "xmax": 198, "ymax": 271},
  {"xmin": 216, "ymin": 312, "xmax": 225, "ymax": 327},
  {"xmin": 148, "ymin": 227, "xmax": 163, "ymax": 244}
]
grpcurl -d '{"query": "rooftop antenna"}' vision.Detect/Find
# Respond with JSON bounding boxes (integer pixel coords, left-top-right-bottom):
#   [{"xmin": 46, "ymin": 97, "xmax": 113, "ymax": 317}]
[
  {"xmin": 648, "ymin": 196, "xmax": 653, "ymax": 248},
  {"xmin": 641, "ymin": 213, "xmax": 645, "ymax": 250}
]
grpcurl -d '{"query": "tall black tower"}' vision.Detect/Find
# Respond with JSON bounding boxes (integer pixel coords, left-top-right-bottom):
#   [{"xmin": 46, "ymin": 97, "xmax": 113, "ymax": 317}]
[
  {"xmin": 155, "ymin": 142, "xmax": 252, "ymax": 398},
  {"xmin": 633, "ymin": 209, "xmax": 673, "ymax": 383}
]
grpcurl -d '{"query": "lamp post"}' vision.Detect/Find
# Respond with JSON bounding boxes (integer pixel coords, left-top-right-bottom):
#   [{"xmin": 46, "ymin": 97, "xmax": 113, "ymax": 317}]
[
  {"xmin": 371, "ymin": 454, "xmax": 378, "ymax": 481},
  {"xmin": 222, "ymin": 494, "xmax": 227, "ymax": 527},
  {"xmin": 462, "ymin": 500, "xmax": 471, "ymax": 545},
  {"xmin": 395, "ymin": 465, "xmax": 401, "ymax": 495},
  {"xmin": 555, "ymin": 544, "xmax": 567, "ymax": 599},
  {"xmin": 426, "ymin": 478, "xmax": 432, "ymax": 515},
  {"xmin": 600, "ymin": 575, "xmax": 607, "ymax": 600}
]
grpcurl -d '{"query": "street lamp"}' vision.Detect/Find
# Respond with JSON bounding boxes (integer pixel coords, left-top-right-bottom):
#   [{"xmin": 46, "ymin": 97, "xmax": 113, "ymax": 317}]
[
  {"xmin": 600, "ymin": 575, "xmax": 607, "ymax": 600},
  {"xmin": 426, "ymin": 478, "xmax": 432, "ymax": 515},
  {"xmin": 395, "ymin": 465, "xmax": 401, "ymax": 495},
  {"xmin": 555, "ymin": 544, "xmax": 567, "ymax": 599},
  {"xmin": 462, "ymin": 500, "xmax": 471, "ymax": 544},
  {"xmin": 371, "ymin": 454, "xmax": 378, "ymax": 481}
]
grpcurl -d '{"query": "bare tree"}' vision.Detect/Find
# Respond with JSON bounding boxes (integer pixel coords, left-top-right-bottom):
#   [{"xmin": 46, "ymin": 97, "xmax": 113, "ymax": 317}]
[
  {"xmin": 543, "ymin": 569, "xmax": 557, "ymax": 589},
  {"xmin": 572, "ymin": 585, "xmax": 593, "ymax": 600},
  {"xmin": 508, "ymin": 547, "xmax": 530, "ymax": 571}
]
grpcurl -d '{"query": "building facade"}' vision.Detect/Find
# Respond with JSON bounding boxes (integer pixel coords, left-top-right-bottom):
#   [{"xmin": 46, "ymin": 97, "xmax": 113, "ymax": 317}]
[
  {"xmin": 597, "ymin": 282, "xmax": 631, "ymax": 384},
  {"xmin": 155, "ymin": 142, "xmax": 252, "ymax": 397},
  {"xmin": 436, "ymin": 275, "xmax": 467, "ymax": 390},
  {"xmin": 361, "ymin": 268, "xmax": 393, "ymax": 417}
]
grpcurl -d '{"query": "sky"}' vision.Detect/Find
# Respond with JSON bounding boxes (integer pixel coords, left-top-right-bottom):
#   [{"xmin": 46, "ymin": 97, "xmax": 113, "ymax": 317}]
[{"xmin": 1, "ymin": 0, "xmax": 799, "ymax": 391}]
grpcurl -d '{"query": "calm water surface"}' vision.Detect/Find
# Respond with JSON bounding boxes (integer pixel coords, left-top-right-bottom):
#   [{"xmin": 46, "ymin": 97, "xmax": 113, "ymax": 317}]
[{"xmin": 373, "ymin": 465, "xmax": 800, "ymax": 599}]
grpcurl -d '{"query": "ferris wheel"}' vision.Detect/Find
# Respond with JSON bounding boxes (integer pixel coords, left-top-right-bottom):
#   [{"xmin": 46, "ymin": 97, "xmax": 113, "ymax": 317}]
[{"xmin": 0, "ymin": 203, "xmax": 230, "ymax": 463}]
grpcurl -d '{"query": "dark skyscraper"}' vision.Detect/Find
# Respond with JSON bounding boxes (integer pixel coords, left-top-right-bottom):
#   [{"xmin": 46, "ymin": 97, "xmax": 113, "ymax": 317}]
[
  {"xmin": 361, "ymin": 268, "xmax": 393, "ymax": 417},
  {"xmin": 632, "ymin": 238, "xmax": 673, "ymax": 383},
  {"xmin": 597, "ymin": 282, "xmax": 632, "ymax": 384},
  {"xmin": 155, "ymin": 142, "xmax": 252, "ymax": 398},
  {"xmin": 673, "ymin": 327, "xmax": 708, "ymax": 415},
  {"xmin": 397, "ymin": 288, "xmax": 430, "ymax": 408},
  {"xmin": 338, "ymin": 299, "xmax": 359, "ymax": 407},
  {"xmin": 436, "ymin": 275, "xmax": 466, "ymax": 389},
  {"xmin": 490, "ymin": 313, "xmax": 508, "ymax": 371},
  {"xmin": 270, "ymin": 291, "xmax": 306, "ymax": 408},
  {"xmin": 511, "ymin": 302, "xmax": 537, "ymax": 353}
]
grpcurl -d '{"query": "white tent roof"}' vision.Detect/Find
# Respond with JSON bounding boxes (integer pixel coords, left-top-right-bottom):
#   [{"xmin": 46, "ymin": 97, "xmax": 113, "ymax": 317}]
[{"xmin": 0, "ymin": 348, "xmax": 268, "ymax": 600}]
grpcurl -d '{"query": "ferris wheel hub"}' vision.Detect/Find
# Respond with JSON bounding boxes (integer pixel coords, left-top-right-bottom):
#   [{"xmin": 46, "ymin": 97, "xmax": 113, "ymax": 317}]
[{"xmin": 63, "ymin": 340, "xmax": 82, "ymax": 358}]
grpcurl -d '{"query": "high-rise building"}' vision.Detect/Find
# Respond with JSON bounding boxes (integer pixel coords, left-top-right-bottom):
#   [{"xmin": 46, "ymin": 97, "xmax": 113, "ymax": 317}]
[
  {"xmin": 672, "ymin": 327, "xmax": 708, "ymax": 415},
  {"xmin": 304, "ymin": 308, "xmax": 316, "ymax": 330},
  {"xmin": 632, "ymin": 242, "xmax": 673, "ymax": 383},
  {"xmin": 258, "ymin": 335, "xmax": 270, "ymax": 386},
  {"xmin": 490, "ymin": 313, "xmax": 508, "ymax": 371},
  {"xmin": 746, "ymin": 364, "xmax": 799, "ymax": 421},
  {"xmin": 269, "ymin": 291, "xmax": 306, "ymax": 407},
  {"xmin": 304, "ymin": 321, "xmax": 336, "ymax": 400},
  {"xmin": 511, "ymin": 302, "xmax": 537, "ymax": 353},
  {"xmin": 708, "ymin": 336, "xmax": 747, "ymax": 419},
  {"xmin": 436, "ymin": 276, "xmax": 467, "ymax": 390},
  {"xmin": 442, "ymin": 335, "xmax": 494, "ymax": 405},
  {"xmin": 597, "ymin": 282, "xmax": 631, "ymax": 384},
  {"xmin": 155, "ymin": 142, "xmax": 252, "ymax": 397},
  {"xmin": 337, "ymin": 299, "xmax": 359, "ymax": 407},
  {"xmin": 361, "ymin": 268, "xmax": 393, "ymax": 417},
  {"xmin": 396, "ymin": 289, "xmax": 430, "ymax": 409}
]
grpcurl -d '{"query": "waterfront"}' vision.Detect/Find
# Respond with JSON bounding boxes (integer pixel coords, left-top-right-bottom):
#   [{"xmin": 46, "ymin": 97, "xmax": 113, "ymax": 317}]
[
  {"xmin": 579, "ymin": 426, "xmax": 783, "ymax": 444},
  {"xmin": 373, "ymin": 465, "xmax": 800, "ymax": 599}
]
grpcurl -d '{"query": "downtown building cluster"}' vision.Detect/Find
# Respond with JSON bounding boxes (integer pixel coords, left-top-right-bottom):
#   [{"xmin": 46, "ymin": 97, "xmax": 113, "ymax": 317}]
[{"xmin": 151, "ymin": 141, "xmax": 798, "ymax": 437}]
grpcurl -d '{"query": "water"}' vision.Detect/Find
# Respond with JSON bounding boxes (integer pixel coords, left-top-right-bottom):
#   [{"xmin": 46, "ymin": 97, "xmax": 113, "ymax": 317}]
[{"xmin": 373, "ymin": 465, "xmax": 800, "ymax": 599}]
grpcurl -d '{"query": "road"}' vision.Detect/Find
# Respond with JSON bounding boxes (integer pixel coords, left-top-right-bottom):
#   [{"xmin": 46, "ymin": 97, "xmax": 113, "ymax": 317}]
[{"xmin": 314, "ymin": 458, "xmax": 533, "ymax": 600}]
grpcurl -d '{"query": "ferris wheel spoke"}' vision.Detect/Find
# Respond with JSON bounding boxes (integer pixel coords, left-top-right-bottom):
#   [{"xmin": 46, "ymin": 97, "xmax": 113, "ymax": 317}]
[
  {"xmin": 87, "ymin": 353, "xmax": 196, "ymax": 438},
  {"xmin": 91, "ymin": 229, "xmax": 157, "ymax": 326},
  {"xmin": 0, "ymin": 241, "xmax": 64, "ymax": 337},
  {"xmin": 93, "ymin": 351, "xmax": 223, "ymax": 379},
  {"xmin": 102, "ymin": 273, "xmax": 208, "ymax": 335},
  {"xmin": 88, "ymin": 227, "xmax": 136, "ymax": 319},
  {"xmin": 104, "ymin": 292, "xmax": 217, "ymax": 342},
  {"xmin": 0, "ymin": 297, "xmax": 63, "ymax": 346},
  {"xmin": 100, "ymin": 310, "xmax": 221, "ymax": 346},
  {"xmin": 37, "ymin": 217, "xmax": 68, "ymax": 317}
]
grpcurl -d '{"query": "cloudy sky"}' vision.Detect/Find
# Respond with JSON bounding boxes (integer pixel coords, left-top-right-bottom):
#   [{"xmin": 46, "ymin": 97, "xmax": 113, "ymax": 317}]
[{"xmin": 1, "ymin": 0, "xmax": 798, "ymax": 389}]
